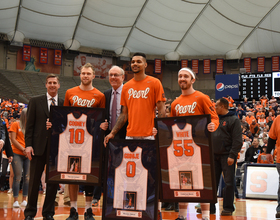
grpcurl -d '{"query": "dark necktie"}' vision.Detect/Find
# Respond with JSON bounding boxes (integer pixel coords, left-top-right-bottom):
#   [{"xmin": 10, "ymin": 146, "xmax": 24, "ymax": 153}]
[
  {"xmin": 51, "ymin": 98, "xmax": 55, "ymax": 106},
  {"xmin": 111, "ymin": 91, "xmax": 117, "ymax": 129}
]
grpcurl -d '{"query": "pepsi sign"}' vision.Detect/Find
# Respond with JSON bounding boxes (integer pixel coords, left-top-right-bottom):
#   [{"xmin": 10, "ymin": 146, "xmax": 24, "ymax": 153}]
[{"xmin": 215, "ymin": 74, "xmax": 239, "ymax": 99}]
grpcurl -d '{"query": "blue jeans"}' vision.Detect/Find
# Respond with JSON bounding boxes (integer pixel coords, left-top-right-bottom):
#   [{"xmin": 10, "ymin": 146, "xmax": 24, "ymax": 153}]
[
  {"xmin": 277, "ymin": 163, "xmax": 280, "ymax": 212},
  {"xmin": 11, "ymin": 153, "xmax": 30, "ymax": 197}
]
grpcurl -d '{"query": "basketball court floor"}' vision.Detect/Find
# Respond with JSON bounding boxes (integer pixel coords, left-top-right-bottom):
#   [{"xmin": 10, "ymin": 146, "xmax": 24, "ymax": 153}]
[{"xmin": 0, "ymin": 191, "xmax": 277, "ymax": 220}]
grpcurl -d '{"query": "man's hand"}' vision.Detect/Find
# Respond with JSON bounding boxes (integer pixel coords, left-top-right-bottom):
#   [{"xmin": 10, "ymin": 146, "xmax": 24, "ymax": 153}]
[
  {"xmin": 227, "ymin": 157, "xmax": 234, "ymax": 166},
  {"xmin": 104, "ymin": 133, "xmax": 115, "ymax": 147},
  {"xmin": 100, "ymin": 119, "xmax": 108, "ymax": 131},
  {"xmin": 25, "ymin": 146, "xmax": 34, "ymax": 160},
  {"xmin": 8, "ymin": 156, "xmax": 13, "ymax": 163},
  {"xmin": 46, "ymin": 118, "xmax": 52, "ymax": 130},
  {"xmin": 0, "ymin": 140, "xmax": 3, "ymax": 152},
  {"xmin": 152, "ymin": 127, "xmax": 158, "ymax": 136},
  {"xmin": 207, "ymin": 122, "xmax": 215, "ymax": 132}
]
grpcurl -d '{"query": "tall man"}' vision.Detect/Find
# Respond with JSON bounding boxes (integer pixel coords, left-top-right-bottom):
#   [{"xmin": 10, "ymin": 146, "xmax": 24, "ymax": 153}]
[
  {"xmin": 211, "ymin": 98, "xmax": 242, "ymax": 216},
  {"xmin": 267, "ymin": 115, "xmax": 280, "ymax": 218},
  {"xmin": 24, "ymin": 74, "xmax": 63, "ymax": 220},
  {"xmin": 104, "ymin": 52, "xmax": 166, "ymax": 219},
  {"xmin": 64, "ymin": 63, "xmax": 106, "ymax": 220},
  {"xmin": 169, "ymin": 68, "xmax": 219, "ymax": 220}
]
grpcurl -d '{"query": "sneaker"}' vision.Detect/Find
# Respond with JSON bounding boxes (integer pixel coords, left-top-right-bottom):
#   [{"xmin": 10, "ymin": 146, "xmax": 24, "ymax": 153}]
[
  {"xmin": 21, "ymin": 200, "xmax": 27, "ymax": 207},
  {"xmin": 92, "ymin": 198, "xmax": 98, "ymax": 207},
  {"xmin": 175, "ymin": 216, "xmax": 186, "ymax": 220},
  {"xmin": 221, "ymin": 209, "xmax": 232, "ymax": 216},
  {"xmin": 84, "ymin": 208, "xmax": 95, "ymax": 220},
  {"xmin": 66, "ymin": 207, "xmax": 79, "ymax": 220},
  {"xmin": 202, "ymin": 217, "xmax": 209, "ymax": 220},
  {"xmin": 276, "ymin": 212, "xmax": 280, "ymax": 218},
  {"xmin": 195, "ymin": 203, "xmax": 201, "ymax": 209},
  {"xmin": 13, "ymin": 201, "xmax": 20, "ymax": 208},
  {"xmin": 197, "ymin": 208, "xmax": 216, "ymax": 214},
  {"xmin": 7, "ymin": 189, "xmax": 13, "ymax": 194},
  {"xmin": 158, "ymin": 211, "xmax": 162, "ymax": 220}
]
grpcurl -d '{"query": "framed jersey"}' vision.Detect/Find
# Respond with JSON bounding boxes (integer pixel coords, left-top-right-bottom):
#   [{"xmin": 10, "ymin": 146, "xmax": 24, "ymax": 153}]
[
  {"xmin": 155, "ymin": 115, "xmax": 217, "ymax": 203},
  {"xmin": 46, "ymin": 106, "xmax": 105, "ymax": 185},
  {"xmin": 102, "ymin": 139, "xmax": 158, "ymax": 220}
]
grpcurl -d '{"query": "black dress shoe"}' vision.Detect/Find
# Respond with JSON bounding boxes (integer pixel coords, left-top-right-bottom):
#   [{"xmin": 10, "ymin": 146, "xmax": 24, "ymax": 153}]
[
  {"xmin": 43, "ymin": 214, "xmax": 54, "ymax": 220},
  {"xmin": 165, "ymin": 203, "xmax": 175, "ymax": 211},
  {"xmin": 24, "ymin": 216, "xmax": 34, "ymax": 220}
]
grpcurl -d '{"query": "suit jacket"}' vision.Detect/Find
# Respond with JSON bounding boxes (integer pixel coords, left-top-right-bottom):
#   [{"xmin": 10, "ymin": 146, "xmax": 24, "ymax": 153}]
[
  {"xmin": 0, "ymin": 124, "xmax": 13, "ymax": 158},
  {"xmin": 25, "ymin": 94, "xmax": 64, "ymax": 156},
  {"xmin": 104, "ymin": 88, "xmax": 127, "ymax": 139}
]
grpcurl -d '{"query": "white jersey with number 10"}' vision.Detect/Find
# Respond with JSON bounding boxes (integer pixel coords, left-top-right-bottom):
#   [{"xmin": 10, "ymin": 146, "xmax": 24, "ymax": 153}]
[{"xmin": 57, "ymin": 113, "xmax": 92, "ymax": 173}]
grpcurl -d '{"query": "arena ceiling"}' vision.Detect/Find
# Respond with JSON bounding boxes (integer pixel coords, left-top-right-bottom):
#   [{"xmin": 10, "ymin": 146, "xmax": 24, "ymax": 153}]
[{"xmin": 1, "ymin": 0, "xmax": 280, "ymax": 60}]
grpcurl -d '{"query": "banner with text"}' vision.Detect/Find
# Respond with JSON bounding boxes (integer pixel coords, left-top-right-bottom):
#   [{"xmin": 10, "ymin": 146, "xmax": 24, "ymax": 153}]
[{"xmin": 215, "ymin": 74, "xmax": 239, "ymax": 99}]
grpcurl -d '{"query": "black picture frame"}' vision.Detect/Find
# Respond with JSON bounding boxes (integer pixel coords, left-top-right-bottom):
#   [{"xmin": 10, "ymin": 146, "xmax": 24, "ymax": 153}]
[
  {"xmin": 46, "ymin": 106, "xmax": 105, "ymax": 185},
  {"xmin": 102, "ymin": 139, "xmax": 158, "ymax": 220},
  {"xmin": 155, "ymin": 114, "xmax": 217, "ymax": 203}
]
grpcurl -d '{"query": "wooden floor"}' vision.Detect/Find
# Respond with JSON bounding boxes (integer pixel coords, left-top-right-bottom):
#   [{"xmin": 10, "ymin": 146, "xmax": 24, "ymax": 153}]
[{"xmin": 0, "ymin": 190, "xmax": 277, "ymax": 220}]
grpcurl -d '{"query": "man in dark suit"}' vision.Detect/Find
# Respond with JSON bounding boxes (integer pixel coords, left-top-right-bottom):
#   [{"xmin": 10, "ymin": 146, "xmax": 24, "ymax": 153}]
[
  {"xmin": 24, "ymin": 74, "xmax": 63, "ymax": 220},
  {"xmin": 104, "ymin": 65, "xmax": 127, "ymax": 139},
  {"xmin": 91, "ymin": 66, "xmax": 127, "ymax": 207}
]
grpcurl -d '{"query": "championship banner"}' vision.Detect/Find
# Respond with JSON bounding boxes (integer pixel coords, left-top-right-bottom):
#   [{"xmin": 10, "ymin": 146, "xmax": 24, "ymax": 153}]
[
  {"xmin": 244, "ymin": 57, "xmax": 251, "ymax": 73},
  {"xmin": 54, "ymin": 49, "xmax": 62, "ymax": 66},
  {"xmin": 47, "ymin": 106, "xmax": 105, "ymax": 185},
  {"xmin": 257, "ymin": 57, "xmax": 265, "ymax": 72},
  {"xmin": 154, "ymin": 59, "xmax": 162, "ymax": 74},
  {"xmin": 216, "ymin": 58, "xmax": 224, "ymax": 74},
  {"xmin": 155, "ymin": 115, "xmax": 217, "ymax": 203},
  {"xmin": 272, "ymin": 56, "xmax": 279, "ymax": 72},
  {"xmin": 181, "ymin": 59, "xmax": 188, "ymax": 68},
  {"xmin": 23, "ymin": 45, "xmax": 31, "ymax": 62},
  {"xmin": 39, "ymin": 47, "xmax": 48, "ymax": 64},
  {"xmin": 243, "ymin": 164, "xmax": 277, "ymax": 200},
  {"xmin": 215, "ymin": 74, "xmax": 239, "ymax": 99},
  {"xmin": 103, "ymin": 139, "xmax": 158, "ymax": 220},
  {"xmin": 203, "ymin": 59, "xmax": 211, "ymax": 74},
  {"xmin": 192, "ymin": 59, "xmax": 199, "ymax": 74}
]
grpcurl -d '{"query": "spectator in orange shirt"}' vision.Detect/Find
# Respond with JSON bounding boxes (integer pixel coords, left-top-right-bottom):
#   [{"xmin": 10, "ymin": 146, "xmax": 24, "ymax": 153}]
[
  {"xmin": 224, "ymin": 95, "xmax": 234, "ymax": 108},
  {"xmin": 260, "ymin": 95, "xmax": 268, "ymax": 107},
  {"xmin": 255, "ymin": 101, "xmax": 262, "ymax": 112},
  {"xmin": 246, "ymin": 111, "xmax": 256, "ymax": 125},
  {"xmin": 250, "ymin": 119, "xmax": 260, "ymax": 136},
  {"xmin": 257, "ymin": 146, "xmax": 274, "ymax": 164},
  {"xmin": 258, "ymin": 114, "xmax": 266, "ymax": 126},
  {"xmin": 256, "ymin": 108, "xmax": 265, "ymax": 119}
]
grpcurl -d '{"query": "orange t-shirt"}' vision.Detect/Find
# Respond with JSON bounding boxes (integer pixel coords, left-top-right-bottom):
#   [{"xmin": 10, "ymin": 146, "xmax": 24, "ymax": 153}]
[
  {"xmin": 257, "ymin": 153, "xmax": 274, "ymax": 164},
  {"xmin": 13, "ymin": 103, "xmax": 19, "ymax": 111},
  {"xmin": 246, "ymin": 115, "xmax": 255, "ymax": 125},
  {"xmin": 170, "ymin": 91, "xmax": 219, "ymax": 130},
  {"xmin": 225, "ymin": 97, "xmax": 234, "ymax": 108},
  {"xmin": 120, "ymin": 75, "xmax": 166, "ymax": 137},
  {"xmin": 269, "ymin": 115, "xmax": 280, "ymax": 163},
  {"xmin": 9, "ymin": 121, "xmax": 25, "ymax": 156},
  {"xmin": 256, "ymin": 112, "xmax": 265, "ymax": 119},
  {"xmin": 64, "ymin": 86, "xmax": 105, "ymax": 108},
  {"xmin": 260, "ymin": 99, "xmax": 267, "ymax": 107}
]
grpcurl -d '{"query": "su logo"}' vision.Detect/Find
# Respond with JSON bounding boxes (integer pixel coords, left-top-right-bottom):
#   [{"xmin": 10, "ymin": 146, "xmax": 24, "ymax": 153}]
[{"xmin": 222, "ymin": 121, "xmax": 227, "ymax": 126}]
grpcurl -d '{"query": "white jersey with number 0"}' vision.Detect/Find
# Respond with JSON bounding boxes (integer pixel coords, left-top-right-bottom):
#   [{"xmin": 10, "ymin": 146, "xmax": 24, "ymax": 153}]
[
  {"xmin": 113, "ymin": 146, "xmax": 148, "ymax": 210},
  {"xmin": 57, "ymin": 113, "xmax": 93, "ymax": 173},
  {"xmin": 167, "ymin": 123, "xmax": 204, "ymax": 189}
]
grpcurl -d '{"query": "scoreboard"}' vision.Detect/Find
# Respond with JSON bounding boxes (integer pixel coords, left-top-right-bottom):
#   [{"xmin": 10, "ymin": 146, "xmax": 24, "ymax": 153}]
[{"xmin": 239, "ymin": 73, "xmax": 272, "ymax": 99}]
